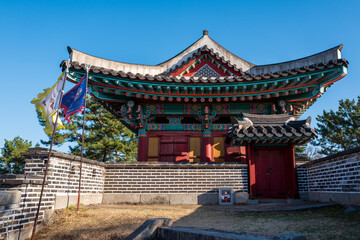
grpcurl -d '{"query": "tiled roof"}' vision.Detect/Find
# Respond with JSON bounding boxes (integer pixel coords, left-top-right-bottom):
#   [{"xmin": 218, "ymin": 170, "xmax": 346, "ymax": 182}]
[
  {"xmin": 226, "ymin": 113, "xmax": 317, "ymax": 144},
  {"xmin": 64, "ymin": 31, "xmax": 348, "ymax": 84},
  {"xmin": 66, "ymin": 55, "xmax": 347, "ymax": 84}
]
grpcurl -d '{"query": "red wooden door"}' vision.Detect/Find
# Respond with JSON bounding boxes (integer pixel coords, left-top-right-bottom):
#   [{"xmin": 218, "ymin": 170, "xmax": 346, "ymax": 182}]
[
  {"xmin": 174, "ymin": 136, "xmax": 188, "ymax": 162},
  {"xmin": 254, "ymin": 149, "xmax": 286, "ymax": 198},
  {"xmin": 159, "ymin": 136, "xmax": 188, "ymax": 162},
  {"xmin": 159, "ymin": 137, "xmax": 174, "ymax": 162}
]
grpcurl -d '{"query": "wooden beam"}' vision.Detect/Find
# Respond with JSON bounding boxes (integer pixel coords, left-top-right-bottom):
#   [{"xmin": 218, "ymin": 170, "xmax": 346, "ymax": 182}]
[
  {"xmin": 166, "ymin": 86, "xmax": 171, "ymax": 93},
  {"xmin": 156, "ymin": 85, "xmax": 163, "ymax": 93},
  {"xmin": 192, "ymin": 87, "xmax": 196, "ymax": 94},
  {"xmin": 242, "ymin": 85, "xmax": 247, "ymax": 93},
  {"xmin": 233, "ymin": 86, "xmax": 238, "ymax": 94}
]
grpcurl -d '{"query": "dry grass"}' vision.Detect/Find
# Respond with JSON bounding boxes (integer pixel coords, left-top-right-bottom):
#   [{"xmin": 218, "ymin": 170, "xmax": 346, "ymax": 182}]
[{"xmin": 35, "ymin": 204, "xmax": 360, "ymax": 240}]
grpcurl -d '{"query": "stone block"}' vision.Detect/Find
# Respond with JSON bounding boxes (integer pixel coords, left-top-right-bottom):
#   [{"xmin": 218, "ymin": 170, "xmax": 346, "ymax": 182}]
[
  {"xmin": 80, "ymin": 193, "xmax": 103, "ymax": 205},
  {"xmin": 7, "ymin": 225, "xmax": 33, "ymax": 240},
  {"xmin": 198, "ymin": 193, "xmax": 218, "ymax": 205},
  {"xmin": 44, "ymin": 209, "xmax": 54, "ymax": 224},
  {"xmin": 168, "ymin": 194, "xmax": 198, "ymax": 205},
  {"xmin": 344, "ymin": 206, "xmax": 357, "ymax": 215},
  {"xmin": 286, "ymin": 199, "xmax": 304, "ymax": 204},
  {"xmin": 234, "ymin": 191, "xmax": 248, "ymax": 204},
  {"xmin": 0, "ymin": 191, "xmax": 21, "ymax": 206},
  {"xmin": 273, "ymin": 233, "xmax": 307, "ymax": 240},
  {"xmin": 103, "ymin": 193, "xmax": 141, "ymax": 204},
  {"xmin": 124, "ymin": 218, "xmax": 173, "ymax": 240},
  {"xmin": 54, "ymin": 193, "xmax": 103, "ymax": 209},
  {"xmin": 157, "ymin": 226, "xmax": 273, "ymax": 240},
  {"xmin": 141, "ymin": 194, "xmax": 170, "ymax": 204},
  {"xmin": 309, "ymin": 192, "xmax": 360, "ymax": 206},
  {"xmin": 246, "ymin": 199, "xmax": 259, "ymax": 205},
  {"xmin": 298, "ymin": 192, "xmax": 309, "ymax": 201}
]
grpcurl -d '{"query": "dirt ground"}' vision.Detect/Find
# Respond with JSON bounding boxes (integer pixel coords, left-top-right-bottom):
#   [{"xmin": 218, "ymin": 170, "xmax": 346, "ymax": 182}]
[{"xmin": 34, "ymin": 204, "xmax": 360, "ymax": 240}]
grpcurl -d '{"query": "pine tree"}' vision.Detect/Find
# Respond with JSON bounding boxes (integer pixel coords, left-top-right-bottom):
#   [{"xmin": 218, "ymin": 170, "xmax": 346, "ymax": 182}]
[
  {"xmin": 0, "ymin": 136, "xmax": 34, "ymax": 174},
  {"xmin": 313, "ymin": 97, "xmax": 360, "ymax": 155},
  {"xmin": 37, "ymin": 97, "xmax": 137, "ymax": 162},
  {"xmin": 294, "ymin": 146, "xmax": 308, "ymax": 161},
  {"xmin": 294, "ymin": 145, "xmax": 323, "ymax": 161}
]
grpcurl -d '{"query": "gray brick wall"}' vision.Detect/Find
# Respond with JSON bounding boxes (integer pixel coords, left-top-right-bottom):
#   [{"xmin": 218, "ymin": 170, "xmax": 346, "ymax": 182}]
[
  {"xmin": 0, "ymin": 148, "xmax": 105, "ymax": 240},
  {"xmin": 24, "ymin": 148, "xmax": 105, "ymax": 195},
  {"xmin": 296, "ymin": 147, "xmax": 360, "ymax": 205},
  {"xmin": 296, "ymin": 166, "xmax": 308, "ymax": 192},
  {"xmin": 0, "ymin": 175, "xmax": 49, "ymax": 240},
  {"xmin": 306, "ymin": 153, "xmax": 360, "ymax": 192},
  {"xmin": 104, "ymin": 162, "xmax": 248, "ymax": 194}
]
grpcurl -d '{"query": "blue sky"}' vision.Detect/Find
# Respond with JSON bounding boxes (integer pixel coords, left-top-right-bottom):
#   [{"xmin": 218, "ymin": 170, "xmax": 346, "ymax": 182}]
[{"xmin": 0, "ymin": 0, "xmax": 359, "ymax": 153}]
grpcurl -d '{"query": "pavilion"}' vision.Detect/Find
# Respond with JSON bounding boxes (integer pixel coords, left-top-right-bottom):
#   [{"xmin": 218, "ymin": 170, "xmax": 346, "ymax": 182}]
[{"xmin": 63, "ymin": 30, "xmax": 348, "ymax": 199}]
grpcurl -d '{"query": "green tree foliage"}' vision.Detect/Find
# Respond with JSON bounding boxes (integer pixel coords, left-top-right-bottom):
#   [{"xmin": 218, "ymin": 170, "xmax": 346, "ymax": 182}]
[
  {"xmin": 294, "ymin": 146, "xmax": 308, "ymax": 161},
  {"xmin": 313, "ymin": 97, "xmax": 360, "ymax": 155},
  {"xmin": 38, "ymin": 97, "xmax": 137, "ymax": 162},
  {"xmin": 0, "ymin": 136, "xmax": 34, "ymax": 174}
]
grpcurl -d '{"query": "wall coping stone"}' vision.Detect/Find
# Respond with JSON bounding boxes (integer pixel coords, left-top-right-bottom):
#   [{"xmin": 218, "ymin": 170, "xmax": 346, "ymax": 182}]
[
  {"xmin": 105, "ymin": 162, "xmax": 248, "ymax": 168},
  {"xmin": 0, "ymin": 174, "xmax": 43, "ymax": 185},
  {"xmin": 24, "ymin": 147, "xmax": 105, "ymax": 167},
  {"xmin": 299, "ymin": 146, "xmax": 360, "ymax": 167},
  {"xmin": 24, "ymin": 148, "xmax": 248, "ymax": 169}
]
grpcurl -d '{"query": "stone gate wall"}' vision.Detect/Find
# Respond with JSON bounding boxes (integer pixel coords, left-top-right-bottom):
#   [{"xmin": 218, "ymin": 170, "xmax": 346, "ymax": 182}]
[
  {"xmin": 3, "ymin": 146, "xmax": 360, "ymax": 239},
  {"xmin": 0, "ymin": 148, "xmax": 248, "ymax": 240}
]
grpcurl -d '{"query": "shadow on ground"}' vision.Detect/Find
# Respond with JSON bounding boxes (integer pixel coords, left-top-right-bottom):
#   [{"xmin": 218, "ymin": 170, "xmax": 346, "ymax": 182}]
[{"xmin": 35, "ymin": 203, "xmax": 360, "ymax": 240}]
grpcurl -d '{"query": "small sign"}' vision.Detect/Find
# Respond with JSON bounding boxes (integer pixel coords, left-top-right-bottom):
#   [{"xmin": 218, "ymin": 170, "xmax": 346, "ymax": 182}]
[{"xmin": 219, "ymin": 188, "xmax": 233, "ymax": 205}]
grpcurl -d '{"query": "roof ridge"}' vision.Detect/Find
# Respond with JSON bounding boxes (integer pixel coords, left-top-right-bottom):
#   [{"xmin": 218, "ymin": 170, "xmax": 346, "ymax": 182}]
[{"xmin": 156, "ymin": 31, "xmax": 255, "ymax": 72}]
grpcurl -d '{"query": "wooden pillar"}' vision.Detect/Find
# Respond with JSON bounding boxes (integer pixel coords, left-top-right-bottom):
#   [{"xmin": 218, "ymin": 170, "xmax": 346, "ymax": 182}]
[
  {"xmin": 137, "ymin": 130, "xmax": 148, "ymax": 162},
  {"xmin": 289, "ymin": 143, "xmax": 297, "ymax": 198},
  {"xmin": 203, "ymin": 137, "xmax": 213, "ymax": 162},
  {"xmin": 246, "ymin": 142, "xmax": 255, "ymax": 199}
]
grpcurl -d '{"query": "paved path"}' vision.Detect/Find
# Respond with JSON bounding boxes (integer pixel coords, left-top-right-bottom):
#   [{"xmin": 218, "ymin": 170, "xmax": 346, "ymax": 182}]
[{"xmin": 83, "ymin": 201, "xmax": 335, "ymax": 212}]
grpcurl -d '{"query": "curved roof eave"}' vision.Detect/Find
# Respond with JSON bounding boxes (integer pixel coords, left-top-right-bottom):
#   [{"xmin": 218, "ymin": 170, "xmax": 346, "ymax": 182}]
[
  {"xmin": 248, "ymin": 44, "xmax": 344, "ymax": 75},
  {"xmin": 66, "ymin": 33, "xmax": 345, "ymax": 78},
  {"xmin": 68, "ymin": 46, "xmax": 165, "ymax": 76}
]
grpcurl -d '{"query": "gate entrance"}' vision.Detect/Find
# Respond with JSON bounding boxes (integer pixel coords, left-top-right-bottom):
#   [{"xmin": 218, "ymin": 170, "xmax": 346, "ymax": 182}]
[{"xmin": 253, "ymin": 149, "xmax": 287, "ymax": 198}]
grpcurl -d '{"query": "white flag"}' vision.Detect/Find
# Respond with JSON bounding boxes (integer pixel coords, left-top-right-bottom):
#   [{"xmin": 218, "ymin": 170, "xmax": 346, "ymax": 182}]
[
  {"xmin": 40, "ymin": 72, "xmax": 65, "ymax": 116},
  {"xmin": 32, "ymin": 72, "xmax": 66, "ymax": 135}
]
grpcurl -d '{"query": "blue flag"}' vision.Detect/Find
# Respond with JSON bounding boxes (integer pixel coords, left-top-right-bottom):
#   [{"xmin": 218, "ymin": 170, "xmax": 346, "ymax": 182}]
[{"xmin": 61, "ymin": 75, "xmax": 87, "ymax": 122}]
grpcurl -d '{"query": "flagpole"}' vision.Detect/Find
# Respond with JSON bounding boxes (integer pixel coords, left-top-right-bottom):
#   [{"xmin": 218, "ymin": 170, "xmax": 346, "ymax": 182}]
[
  {"xmin": 31, "ymin": 60, "xmax": 70, "ymax": 240},
  {"xmin": 77, "ymin": 64, "xmax": 91, "ymax": 211}
]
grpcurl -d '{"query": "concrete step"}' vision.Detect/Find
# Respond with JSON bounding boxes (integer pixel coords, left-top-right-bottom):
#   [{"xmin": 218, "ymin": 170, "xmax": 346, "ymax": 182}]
[
  {"xmin": 258, "ymin": 199, "xmax": 304, "ymax": 204},
  {"xmin": 157, "ymin": 226, "xmax": 306, "ymax": 240},
  {"xmin": 258, "ymin": 199, "xmax": 287, "ymax": 203}
]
